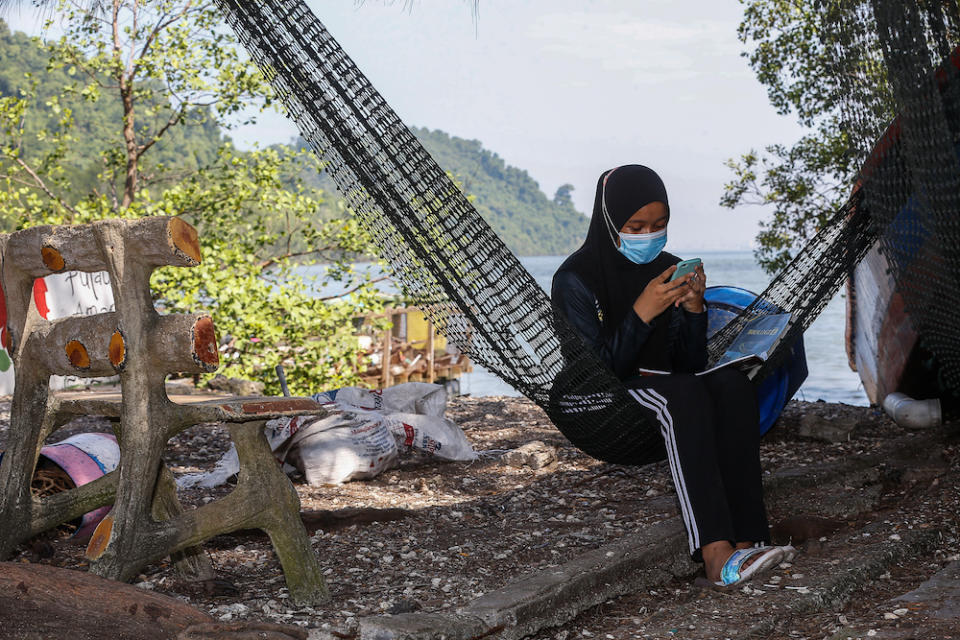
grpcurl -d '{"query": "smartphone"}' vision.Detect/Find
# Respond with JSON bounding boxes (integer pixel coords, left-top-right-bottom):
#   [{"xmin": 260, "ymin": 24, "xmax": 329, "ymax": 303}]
[{"xmin": 669, "ymin": 258, "xmax": 702, "ymax": 282}]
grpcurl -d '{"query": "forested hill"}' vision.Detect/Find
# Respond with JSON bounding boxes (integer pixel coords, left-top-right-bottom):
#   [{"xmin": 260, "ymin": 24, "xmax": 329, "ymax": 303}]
[
  {"xmin": 297, "ymin": 129, "xmax": 589, "ymax": 256},
  {"xmin": 411, "ymin": 128, "xmax": 587, "ymax": 255}
]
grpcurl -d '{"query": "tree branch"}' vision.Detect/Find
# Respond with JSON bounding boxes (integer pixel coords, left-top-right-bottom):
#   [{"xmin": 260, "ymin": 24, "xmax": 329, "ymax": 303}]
[
  {"xmin": 137, "ymin": 109, "xmax": 184, "ymax": 157},
  {"xmin": 136, "ymin": 8, "xmax": 171, "ymax": 66},
  {"xmin": 132, "ymin": 1, "xmax": 194, "ymax": 80},
  {"xmin": 259, "ymin": 250, "xmax": 327, "ymax": 271},
  {"xmin": 114, "ymin": 0, "xmax": 139, "ymax": 208},
  {"xmin": 0, "ymin": 173, "xmax": 44, "ymax": 189},
  {"xmin": 128, "ymin": 0, "xmax": 138, "ymax": 72},
  {"xmin": 318, "ymin": 275, "xmax": 391, "ymax": 302},
  {"xmin": 11, "ymin": 157, "xmax": 82, "ymax": 219}
]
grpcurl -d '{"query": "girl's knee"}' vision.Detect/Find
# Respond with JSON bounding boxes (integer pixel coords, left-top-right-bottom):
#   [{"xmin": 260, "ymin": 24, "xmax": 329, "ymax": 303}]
[
  {"xmin": 713, "ymin": 367, "xmax": 750, "ymax": 385},
  {"xmin": 708, "ymin": 368, "xmax": 755, "ymax": 397},
  {"xmin": 669, "ymin": 374, "xmax": 712, "ymax": 405}
]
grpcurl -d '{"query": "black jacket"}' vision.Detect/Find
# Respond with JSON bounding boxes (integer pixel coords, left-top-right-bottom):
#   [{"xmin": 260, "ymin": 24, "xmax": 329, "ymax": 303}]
[{"xmin": 552, "ymin": 269, "xmax": 708, "ymax": 380}]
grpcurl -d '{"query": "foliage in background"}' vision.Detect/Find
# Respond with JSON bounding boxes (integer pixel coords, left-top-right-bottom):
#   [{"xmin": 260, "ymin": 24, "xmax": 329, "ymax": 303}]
[
  {"xmin": 412, "ymin": 128, "xmax": 587, "ymax": 255},
  {"xmin": 720, "ymin": 1, "xmax": 868, "ymax": 274},
  {"xmin": 724, "ymin": 0, "xmax": 960, "ymax": 274},
  {"xmin": 149, "ymin": 147, "xmax": 388, "ymax": 394},
  {"xmin": 0, "ymin": 1, "xmax": 385, "ymax": 394},
  {"xmin": 1, "ymin": 11, "xmax": 588, "ymax": 257}
]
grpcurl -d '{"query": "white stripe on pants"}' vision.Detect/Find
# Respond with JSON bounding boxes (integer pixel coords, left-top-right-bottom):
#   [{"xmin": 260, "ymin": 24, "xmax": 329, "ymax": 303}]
[{"xmin": 628, "ymin": 388, "xmax": 701, "ymax": 554}]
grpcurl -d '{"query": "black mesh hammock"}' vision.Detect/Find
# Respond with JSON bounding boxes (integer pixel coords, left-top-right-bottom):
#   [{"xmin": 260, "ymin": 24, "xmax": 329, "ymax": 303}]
[{"xmin": 215, "ymin": 0, "xmax": 960, "ymax": 464}]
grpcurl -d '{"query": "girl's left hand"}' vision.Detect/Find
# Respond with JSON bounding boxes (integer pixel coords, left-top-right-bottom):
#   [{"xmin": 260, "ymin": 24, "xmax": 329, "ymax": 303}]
[{"xmin": 675, "ymin": 264, "xmax": 706, "ymax": 313}]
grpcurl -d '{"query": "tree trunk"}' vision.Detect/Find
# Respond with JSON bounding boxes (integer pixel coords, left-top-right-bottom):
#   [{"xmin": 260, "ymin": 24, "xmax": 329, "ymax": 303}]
[
  {"xmin": 0, "ymin": 562, "xmax": 212, "ymax": 640},
  {"xmin": 117, "ymin": 4, "xmax": 138, "ymax": 211}
]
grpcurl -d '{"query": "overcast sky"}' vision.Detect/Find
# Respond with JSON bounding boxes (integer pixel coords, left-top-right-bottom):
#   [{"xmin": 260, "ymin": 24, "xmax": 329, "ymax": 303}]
[{"xmin": 5, "ymin": 0, "xmax": 808, "ymax": 250}]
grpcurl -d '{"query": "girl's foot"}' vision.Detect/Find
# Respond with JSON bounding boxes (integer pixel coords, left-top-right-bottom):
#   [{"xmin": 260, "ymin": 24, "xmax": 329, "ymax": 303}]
[
  {"xmin": 703, "ymin": 541, "xmax": 739, "ymax": 582},
  {"xmin": 697, "ymin": 546, "xmax": 784, "ymax": 590},
  {"xmin": 702, "ymin": 541, "xmax": 784, "ymax": 584}
]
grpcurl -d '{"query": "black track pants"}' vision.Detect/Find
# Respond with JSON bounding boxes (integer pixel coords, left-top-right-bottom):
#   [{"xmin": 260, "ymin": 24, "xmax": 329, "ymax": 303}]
[{"xmin": 626, "ymin": 368, "xmax": 770, "ymax": 559}]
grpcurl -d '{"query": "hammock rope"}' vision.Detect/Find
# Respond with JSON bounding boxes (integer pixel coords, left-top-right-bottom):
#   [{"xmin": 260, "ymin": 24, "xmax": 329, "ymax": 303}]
[{"xmin": 217, "ymin": 0, "xmax": 959, "ymax": 462}]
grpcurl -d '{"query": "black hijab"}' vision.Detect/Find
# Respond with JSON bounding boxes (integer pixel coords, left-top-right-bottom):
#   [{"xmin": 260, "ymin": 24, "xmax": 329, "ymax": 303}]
[{"xmin": 557, "ymin": 164, "xmax": 680, "ymax": 369}]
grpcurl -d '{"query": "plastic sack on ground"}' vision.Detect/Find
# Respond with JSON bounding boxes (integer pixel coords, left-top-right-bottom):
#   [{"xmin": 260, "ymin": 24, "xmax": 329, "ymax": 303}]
[
  {"xmin": 179, "ymin": 382, "xmax": 475, "ymax": 487},
  {"xmin": 383, "ymin": 412, "xmax": 477, "ymax": 462},
  {"xmin": 311, "ymin": 382, "xmax": 448, "ymax": 417},
  {"xmin": 284, "ymin": 409, "xmax": 399, "ymax": 485},
  {"xmin": 178, "ymin": 414, "xmax": 316, "ymax": 489}
]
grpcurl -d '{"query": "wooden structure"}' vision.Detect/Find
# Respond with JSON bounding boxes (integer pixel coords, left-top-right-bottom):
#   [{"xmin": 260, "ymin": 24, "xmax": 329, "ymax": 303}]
[
  {"xmin": 357, "ymin": 307, "xmax": 472, "ymax": 389},
  {"xmin": 0, "ymin": 217, "xmax": 328, "ymax": 605}
]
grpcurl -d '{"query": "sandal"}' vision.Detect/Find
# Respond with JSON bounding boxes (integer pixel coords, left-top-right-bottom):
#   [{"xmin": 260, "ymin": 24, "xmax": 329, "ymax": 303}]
[
  {"xmin": 694, "ymin": 545, "xmax": 784, "ymax": 591},
  {"xmin": 778, "ymin": 544, "xmax": 798, "ymax": 563}
]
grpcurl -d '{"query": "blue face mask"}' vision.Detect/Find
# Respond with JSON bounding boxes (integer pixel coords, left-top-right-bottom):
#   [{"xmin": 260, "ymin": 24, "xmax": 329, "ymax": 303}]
[{"xmin": 617, "ymin": 228, "xmax": 667, "ymax": 264}]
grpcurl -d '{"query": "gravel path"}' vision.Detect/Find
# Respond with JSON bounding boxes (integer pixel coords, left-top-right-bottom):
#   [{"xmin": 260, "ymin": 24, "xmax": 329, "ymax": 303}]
[{"xmin": 1, "ymin": 393, "xmax": 957, "ymax": 639}]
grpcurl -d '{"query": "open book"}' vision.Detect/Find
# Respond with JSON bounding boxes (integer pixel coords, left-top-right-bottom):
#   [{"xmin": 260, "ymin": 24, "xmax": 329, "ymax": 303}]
[{"xmin": 637, "ymin": 312, "xmax": 794, "ymax": 378}]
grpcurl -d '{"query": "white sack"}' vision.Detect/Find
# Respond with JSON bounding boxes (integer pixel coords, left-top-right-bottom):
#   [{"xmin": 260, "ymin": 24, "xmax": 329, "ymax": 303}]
[
  {"xmin": 180, "ymin": 382, "xmax": 475, "ymax": 488},
  {"xmin": 286, "ymin": 409, "xmax": 399, "ymax": 485},
  {"xmin": 384, "ymin": 413, "xmax": 478, "ymax": 462},
  {"xmin": 314, "ymin": 382, "xmax": 448, "ymax": 417}
]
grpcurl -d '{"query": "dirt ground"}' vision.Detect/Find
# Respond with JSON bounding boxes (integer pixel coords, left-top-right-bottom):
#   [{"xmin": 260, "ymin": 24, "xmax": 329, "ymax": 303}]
[{"xmin": 1, "ymin": 391, "xmax": 958, "ymax": 639}]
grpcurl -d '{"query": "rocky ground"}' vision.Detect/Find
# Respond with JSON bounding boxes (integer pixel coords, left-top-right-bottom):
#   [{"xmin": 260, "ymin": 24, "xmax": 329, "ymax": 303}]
[{"xmin": 1, "ymin": 391, "xmax": 958, "ymax": 639}]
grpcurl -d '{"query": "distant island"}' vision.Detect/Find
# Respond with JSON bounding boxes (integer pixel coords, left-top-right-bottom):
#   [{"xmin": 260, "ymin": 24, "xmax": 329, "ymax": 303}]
[{"xmin": 0, "ymin": 20, "xmax": 587, "ymax": 256}]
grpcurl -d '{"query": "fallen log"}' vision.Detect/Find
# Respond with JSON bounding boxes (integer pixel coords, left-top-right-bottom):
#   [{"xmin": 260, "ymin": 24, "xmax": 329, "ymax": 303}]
[{"xmin": 0, "ymin": 561, "xmax": 212, "ymax": 640}]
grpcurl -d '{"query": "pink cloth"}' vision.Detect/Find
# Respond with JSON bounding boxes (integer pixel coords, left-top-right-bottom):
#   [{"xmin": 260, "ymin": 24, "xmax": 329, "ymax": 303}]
[{"xmin": 40, "ymin": 433, "xmax": 119, "ymax": 539}]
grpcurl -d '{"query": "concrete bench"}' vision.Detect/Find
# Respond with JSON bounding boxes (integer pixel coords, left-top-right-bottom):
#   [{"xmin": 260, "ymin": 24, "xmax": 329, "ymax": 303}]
[{"xmin": 0, "ymin": 217, "xmax": 328, "ymax": 605}]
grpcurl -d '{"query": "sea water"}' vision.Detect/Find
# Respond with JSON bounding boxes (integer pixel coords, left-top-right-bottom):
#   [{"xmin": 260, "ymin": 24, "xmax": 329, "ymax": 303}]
[{"xmin": 304, "ymin": 251, "xmax": 870, "ymax": 406}]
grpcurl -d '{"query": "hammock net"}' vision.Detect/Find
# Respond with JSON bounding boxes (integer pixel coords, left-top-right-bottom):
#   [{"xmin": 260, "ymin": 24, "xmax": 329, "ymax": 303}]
[
  {"xmin": 822, "ymin": 0, "xmax": 960, "ymax": 401},
  {"xmin": 216, "ymin": 0, "xmax": 960, "ymax": 464}
]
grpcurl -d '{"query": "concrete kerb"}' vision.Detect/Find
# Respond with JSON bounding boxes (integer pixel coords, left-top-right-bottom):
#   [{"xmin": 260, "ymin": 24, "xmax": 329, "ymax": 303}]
[
  {"xmin": 359, "ymin": 518, "xmax": 692, "ymax": 640},
  {"xmin": 893, "ymin": 557, "xmax": 960, "ymax": 619},
  {"xmin": 761, "ymin": 454, "xmax": 882, "ymax": 500},
  {"xmin": 356, "ymin": 612, "xmax": 489, "ymax": 640},
  {"xmin": 356, "ymin": 457, "xmax": 894, "ymax": 640},
  {"xmin": 462, "ymin": 518, "xmax": 692, "ymax": 639}
]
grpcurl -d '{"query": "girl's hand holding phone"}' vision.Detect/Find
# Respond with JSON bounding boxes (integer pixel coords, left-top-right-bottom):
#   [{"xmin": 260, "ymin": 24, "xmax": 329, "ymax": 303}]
[
  {"xmin": 676, "ymin": 264, "xmax": 706, "ymax": 313},
  {"xmin": 633, "ymin": 264, "xmax": 689, "ymax": 323}
]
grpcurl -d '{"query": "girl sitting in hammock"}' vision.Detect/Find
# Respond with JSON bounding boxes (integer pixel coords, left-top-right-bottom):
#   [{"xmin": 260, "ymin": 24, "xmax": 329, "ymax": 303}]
[{"xmin": 551, "ymin": 164, "xmax": 793, "ymax": 589}]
